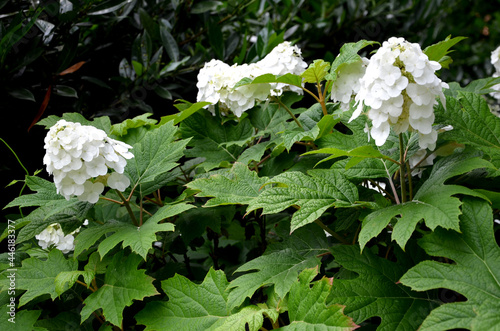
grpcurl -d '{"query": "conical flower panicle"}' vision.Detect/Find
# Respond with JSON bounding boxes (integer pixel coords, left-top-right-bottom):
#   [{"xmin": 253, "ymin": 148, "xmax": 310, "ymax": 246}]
[
  {"xmin": 43, "ymin": 120, "xmax": 134, "ymax": 203},
  {"xmin": 348, "ymin": 37, "xmax": 448, "ymax": 150},
  {"xmin": 196, "ymin": 41, "xmax": 308, "ymax": 117}
]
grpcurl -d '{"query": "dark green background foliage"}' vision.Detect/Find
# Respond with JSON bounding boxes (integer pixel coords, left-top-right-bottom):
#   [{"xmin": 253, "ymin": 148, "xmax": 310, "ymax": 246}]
[{"xmin": 1, "ymin": 1, "xmax": 500, "ymax": 330}]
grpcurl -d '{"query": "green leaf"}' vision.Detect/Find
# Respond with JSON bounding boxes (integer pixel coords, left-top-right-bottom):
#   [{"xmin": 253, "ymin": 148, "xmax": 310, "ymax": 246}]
[
  {"xmin": 305, "ymin": 145, "xmax": 398, "ymax": 167},
  {"xmin": 423, "ymin": 36, "xmax": 467, "ymax": 69},
  {"xmin": 359, "ymin": 154, "xmax": 493, "ymax": 250},
  {"xmin": 327, "ymin": 245, "xmax": 439, "ymax": 331},
  {"xmin": 160, "ymin": 22, "xmax": 179, "ymax": 62},
  {"xmin": 300, "ymin": 59, "xmax": 331, "ymax": 84},
  {"xmin": 179, "ymin": 111, "xmax": 253, "ymax": 171},
  {"xmin": 214, "ymin": 305, "xmax": 278, "ymax": 331},
  {"xmin": 281, "ymin": 267, "xmax": 358, "ymax": 330},
  {"xmin": 187, "ymin": 162, "xmax": 267, "ymax": 207},
  {"xmin": 191, "ymin": 1, "xmax": 223, "ymax": 14},
  {"xmin": 0, "ymin": 307, "xmax": 41, "ymax": 330},
  {"xmin": 81, "ymin": 251, "xmax": 159, "ymax": 327},
  {"xmin": 15, "ymin": 200, "xmax": 91, "ymax": 244},
  {"xmin": 8, "ymin": 87, "xmax": 35, "ymax": 101},
  {"xmin": 54, "ymin": 252, "xmax": 108, "ymax": 295},
  {"xmin": 436, "ymin": 92, "xmax": 500, "ymax": 160},
  {"xmin": 233, "ymin": 73, "xmax": 303, "ymax": 90},
  {"xmin": 400, "ymin": 198, "xmax": 500, "ymax": 331},
  {"xmin": 136, "ymin": 268, "xmax": 228, "ymax": 330},
  {"xmin": 327, "ymin": 40, "xmax": 378, "ymax": 81},
  {"xmin": 53, "ymin": 85, "xmax": 78, "ymax": 98},
  {"xmin": 0, "ymin": 250, "xmax": 78, "ymax": 307},
  {"xmin": 5, "ymin": 176, "xmax": 64, "ymax": 209},
  {"xmin": 136, "ymin": 267, "xmax": 277, "ymax": 331},
  {"xmin": 227, "ymin": 224, "xmax": 329, "ymax": 310},
  {"xmin": 125, "ymin": 121, "xmax": 190, "ymax": 188},
  {"xmin": 36, "ymin": 113, "xmax": 111, "ymax": 133},
  {"xmin": 237, "ymin": 141, "xmax": 272, "ymax": 165},
  {"xmin": 208, "ymin": 19, "xmax": 224, "ymax": 59},
  {"xmin": 158, "ymin": 101, "xmax": 211, "ymax": 126},
  {"xmin": 247, "ymin": 169, "xmax": 358, "ymax": 233},
  {"xmin": 132, "ymin": 60, "xmax": 143, "ymax": 76},
  {"xmin": 74, "ymin": 203, "xmax": 193, "ymax": 259},
  {"xmin": 110, "ymin": 113, "xmax": 157, "ymax": 137}
]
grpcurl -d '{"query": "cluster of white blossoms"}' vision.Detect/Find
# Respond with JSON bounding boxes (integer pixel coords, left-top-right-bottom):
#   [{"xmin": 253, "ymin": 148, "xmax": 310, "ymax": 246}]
[
  {"xmin": 331, "ymin": 58, "xmax": 369, "ymax": 110},
  {"xmin": 35, "ymin": 220, "xmax": 88, "ymax": 254},
  {"xmin": 348, "ymin": 37, "xmax": 448, "ymax": 149},
  {"xmin": 196, "ymin": 41, "xmax": 308, "ymax": 117},
  {"xmin": 43, "ymin": 120, "xmax": 134, "ymax": 203},
  {"xmin": 490, "ymin": 46, "xmax": 500, "ymax": 100}
]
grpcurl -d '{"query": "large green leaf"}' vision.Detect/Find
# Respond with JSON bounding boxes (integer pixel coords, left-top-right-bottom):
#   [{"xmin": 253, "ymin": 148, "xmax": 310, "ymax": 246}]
[
  {"xmin": 227, "ymin": 224, "xmax": 329, "ymax": 310},
  {"xmin": 81, "ymin": 251, "xmax": 159, "ymax": 327},
  {"xmin": 423, "ymin": 36, "xmax": 466, "ymax": 68},
  {"xmin": 359, "ymin": 153, "xmax": 493, "ymax": 250},
  {"xmin": 247, "ymin": 169, "xmax": 358, "ymax": 233},
  {"xmin": 186, "ymin": 162, "xmax": 267, "ymax": 207},
  {"xmin": 125, "ymin": 121, "xmax": 190, "ymax": 189},
  {"xmin": 326, "ymin": 40, "xmax": 378, "ymax": 81},
  {"xmin": 281, "ymin": 267, "xmax": 358, "ymax": 330},
  {"xmin": 0, "ymin": 250, "xmax": 78, "ymax": 307},
  {"xmin": 36, "ymin": 113, "xmax": 111, "ymax": 133},
  {"xmin": 136, "ymin": 268, "xmax": 277, "ymax": 331},
  {"xmin": 15, "ymin": 201, "xmax": 91, "ymax": 244},
  {"xmin": 0, "ymin": 307, "xmax": 42, "ymax": 331},
  {"xmin": 400, "ymin": 198, "xmax": 500, "ymax": 330},
  {"xmin": 5, "ymin": 176, "xmax": 63, "ymax": 209},
  {"xmin": 301, "ymin": 59, "xmax": 330, "ymax": 84},
  {"xmin": 110, "ymin": 113, "xmax": 157, "ymax": 137},
  {"xmin": 179, "ymin": 111, "xmax": 253, "ymax": 171},
  {"xmin": 2, "ymin": 176, "xmax": 90, "ymax": 243},
  {"xmin": 74, "ymin": 203, "xmax": 193, "ymax": 259},
  {"xmin": 436, "ymin": 91, "xmax": 500, "ymax": 160},
  {"xmin": 327, "ymin": 245, "xmax": 439, "ymax": 331}
]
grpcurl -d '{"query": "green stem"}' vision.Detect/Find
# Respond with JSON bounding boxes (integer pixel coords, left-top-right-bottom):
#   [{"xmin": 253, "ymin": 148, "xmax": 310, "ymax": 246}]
[
  {"xmin": 316, "ymin": 82, "xmax": 328, "ymax": 116},
  {"xmin": 116, "ymin": 190, "xmax": 138, "ymax": 226},
  {"xmin": 1, "ymin": 138, "xmax": 29, "ymax": 175},
  {"xmin": 399, "ymin": 134, "xmax": 407, "ymax": 203},
  {"xmin": 314, "ymin": 219, "xmax": 349, "ymax": 244},
  {"xmin": 273, "ymin": 97, "xmax": 303, "ymax": 129},
  {"xmin": 383, "ymin": 161, "xmax": 400, "ymax": 205},
  {"xmin": 405, "ymin": 161, "xmax": 414, "ymax": 200},
  {"xmin": 1, "ymin": 138, "xmax": 30, "ymax": 217},
  {"xmin": 302, "ymin": 86, "xmax": 322, "ymax": 104}
]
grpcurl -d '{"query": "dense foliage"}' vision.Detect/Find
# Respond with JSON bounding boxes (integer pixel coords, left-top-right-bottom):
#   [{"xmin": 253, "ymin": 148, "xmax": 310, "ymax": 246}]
[{"xmin": 1, "ymin": 1, "xmax": 500, "ymax": 330}]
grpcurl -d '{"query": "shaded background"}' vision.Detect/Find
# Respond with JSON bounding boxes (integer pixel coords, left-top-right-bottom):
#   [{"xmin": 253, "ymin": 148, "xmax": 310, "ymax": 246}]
[{"xmin": 2, "ymin": 0, "xmax": 500, "ymax": 221}]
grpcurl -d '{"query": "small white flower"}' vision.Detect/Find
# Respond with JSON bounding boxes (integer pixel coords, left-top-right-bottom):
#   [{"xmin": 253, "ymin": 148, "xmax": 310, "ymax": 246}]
[
  {"xmin": 36, "ymin": 223, "xmax": 76, "ymax": 254},
  {"xmin": 107, "ymin": 172, "xmax": 131, "ymax": 192},
  {"xmin": 78, "ymin": 181, "xmax": 105, "ymax": 204}
]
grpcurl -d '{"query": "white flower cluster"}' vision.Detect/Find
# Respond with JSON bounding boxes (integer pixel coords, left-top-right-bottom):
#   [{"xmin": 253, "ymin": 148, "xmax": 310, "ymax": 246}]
[
  {"xmin": 35, "ymin": 220, "xmax": 88, "ymax": 254},
  {"xmin": 350, "ymin": 37, "xmax": 448, "ymax": 149},
  {"xmin": 331, "ymin": 58, "xmax": 369, "ymax": 110},
  {"xmin": 490, "ymin": 46, "xmax": 500, "ymax": 100},
  {"xmin": 196, "ymin": 41, "xmax": 308, "ymax": 117},
  {"xmin": 43, "ymin": 120, "xmax": 134, "ymax": 203}
]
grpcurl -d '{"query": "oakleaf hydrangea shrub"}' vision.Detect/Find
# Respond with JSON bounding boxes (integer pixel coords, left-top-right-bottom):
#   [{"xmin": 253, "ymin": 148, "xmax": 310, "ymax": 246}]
[
  {"xmin": 2, "ymin": 34, "xmax": 500, "ymax": 331},
  {"xmin": 43, "ymin": 119, "xmax": 134, "ymax": 203}
]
